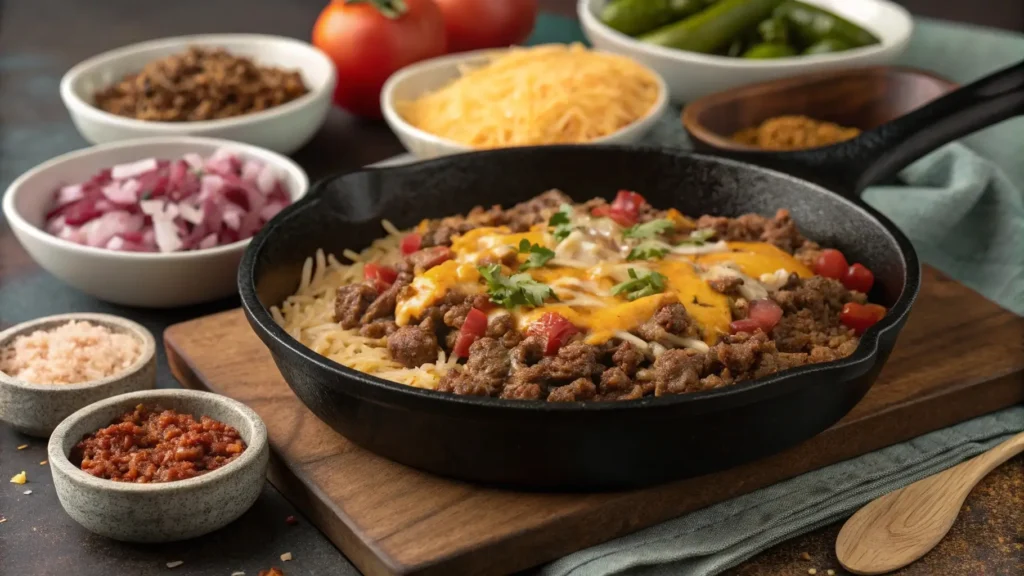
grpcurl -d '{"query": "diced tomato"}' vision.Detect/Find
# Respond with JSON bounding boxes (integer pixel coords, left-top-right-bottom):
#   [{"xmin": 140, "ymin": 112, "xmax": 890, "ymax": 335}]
[
  {"xmin": 453, "ymin": 308, "xmax": 489, "ymax": 358},
  {"xmin": 400, "ymin": 233, "xmax": 422, "ymax": 255},
  {"xmin": 814, "ymin": 249, "xmax": 849, "ymax": 280},
  {"xmin": 840, "ymin": 302, "xmax": 887, "ymax": 335},
  {"xmin": 842, "ymin": 263, "xmax": 875, "ymax": 293},
  {"xmin": 527, "ymin": 312, "xmax": 580, "ymax": 355},
  {"xmin": 591, "ymin": 190, "xmax": 647, "ymax": 227},
  {"xmin": 363, "ymin": 263, "xmax": 398, "ymax": 292},
  {"xmin": 748, "ymin": 299, "xmax": 784, "ymax": 331},
  {"xmin": 729, "ymin": 318, "xmax": 762, "ymax": 334}
]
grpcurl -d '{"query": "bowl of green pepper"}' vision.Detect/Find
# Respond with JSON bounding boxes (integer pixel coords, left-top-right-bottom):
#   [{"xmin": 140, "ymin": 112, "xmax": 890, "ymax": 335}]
[{"xmin": 579, "ymin": 0, "xmax": 913, "ymax": 104}]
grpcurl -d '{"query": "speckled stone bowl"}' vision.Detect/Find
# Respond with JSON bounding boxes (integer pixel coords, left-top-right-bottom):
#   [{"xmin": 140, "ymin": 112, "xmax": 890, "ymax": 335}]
[
  {"xmin": 47, "ymin": 389, "xmax": 269, "ymax": 542},
  {"xmin": 0, "ymin": 313, "xmax": 157, "ymax": 437}
]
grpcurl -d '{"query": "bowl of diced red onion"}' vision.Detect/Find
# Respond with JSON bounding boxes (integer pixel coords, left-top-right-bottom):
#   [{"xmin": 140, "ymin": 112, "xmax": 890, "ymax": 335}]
[{"xmin": 2, "ymin": 137, "xmax": 308, "ymax": 307}]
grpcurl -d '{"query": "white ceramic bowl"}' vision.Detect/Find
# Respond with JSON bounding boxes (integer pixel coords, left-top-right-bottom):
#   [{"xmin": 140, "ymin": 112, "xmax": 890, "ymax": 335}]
[
  {"xmin": 579, "ymin": 0, "xmax": 914, "ymax": 104},
  {"xmin": 0, "ymin": 313, "xmax": 156, "ymax": 437},
  {"xmin": 2, "ymin": 137, "xmax": 309, "ymax": 308},
  {"xmin": 380, "ymin": 48, "xmax": 669, "ymax": 159},
  {"xmin": 60, "ymin": 34, "xmax": 337, "ymax": 155},
  {"xmin": 48, "ymin": 389, "xmax": 269, "ymax": 542}
]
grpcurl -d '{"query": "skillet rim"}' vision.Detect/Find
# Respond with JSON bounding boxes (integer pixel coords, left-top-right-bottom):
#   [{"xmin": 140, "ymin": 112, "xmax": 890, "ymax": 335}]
[{"xmin": 239, "ymin": 145, "xmax": 921, "ymax": 413}]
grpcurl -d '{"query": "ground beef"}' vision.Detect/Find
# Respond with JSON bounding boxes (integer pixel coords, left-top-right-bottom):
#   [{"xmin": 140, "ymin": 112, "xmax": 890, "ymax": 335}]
[
  {"xmin": 361, "ymin": 272, "xmax": 411, "ymax": 325},
  {"xmin": 501, "ymin": 189, "xmax": 572, "ymax": 232},
  {"xmin": 636, "ymin": 303, "xmax": 690, "ymax": 341},
  {"xmin": 387, "ymin": 325, "xmax": 438, "ymax": 368},
  {"xmin": 511, "ymin": 336, "xmax": 545, "ymax": 367},
  {"xmin": 437, "ymin": 338, "xmax": 510, "ymax": 396},
  {"xmin": 548, "ymin": 378, "xmax": 598, "ymax": 402},
  {"xmin": 334, "ymin": 283, "xmax": 377, "ymax": 329},
  {"xmin": 713, "ymin": 331, "xmax": 774, "ymax": 376},
  {"xmin": 610, "ymin": 341, "xmax": 644, "ymax": 376},
  {"xmin": 510, "ymin": 341, "xmax": 602, "ymax": 389},
  {"xmin": 759, "ymin": 209, "xmax": 804, "ymax": 253},
  {"xmin": 596, "ymin": 366, "xmax": 643, "ymax": 400},
  {"xmin": 359, "ymin": 320, "xmax": 398, "ymax": 338},
  {"xmin": 653, "ymin": 349, "xmax": 707, "ymax": 396},
  {"xmin": 707, "ymin": 276, "xmax": 744, "ymax": 296},
  {"xmin": 695, "ymin": 210, "xmax": 812, "ymax": 254},
  {"xmin": 500, "ymin": 381, "xmax": 544, "ymax": 400},
  {"xmin": 405, "ymin": 247, "xmax": 453, "ymax": 272},
  {"xmin": 486, "ymin": 314, "xmax": 522, "ymax": 348}
]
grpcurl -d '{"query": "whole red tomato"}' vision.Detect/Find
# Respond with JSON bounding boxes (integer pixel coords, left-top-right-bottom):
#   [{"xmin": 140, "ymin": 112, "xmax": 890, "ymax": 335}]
[
  {"xmin": 313, "ymin": 0, "xmax": 447, "ymax": 118},
  {"xmin": 434, "ymin": 0, "xmax": 538, "ymax": 53}
]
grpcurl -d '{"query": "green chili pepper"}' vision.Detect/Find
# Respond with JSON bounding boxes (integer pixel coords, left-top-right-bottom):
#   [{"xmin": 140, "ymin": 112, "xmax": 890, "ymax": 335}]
[
  {"xmin": 774, "ymin": 1, "xmax": 879, "ymax": 49},
  {"xmin": 640, "ymin": 0, "xmax": 785, "ymax": 54},
  {"xmin": 742, "ymin": 42, "xmax": 797, "ymax": 59},
  {"xmin": 802, "ymin": 36, "xmax": 853, "ymax": 55},
  {"xmin": 600, "ymin": 0, "xmax": 714, "ymax": 37}
]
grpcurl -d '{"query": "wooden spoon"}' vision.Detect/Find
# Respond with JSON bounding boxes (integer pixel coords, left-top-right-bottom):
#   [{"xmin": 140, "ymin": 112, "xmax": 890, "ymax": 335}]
[{"xmin": 836, "ymin": 431, "xmax": 1024, "ymax": 575}]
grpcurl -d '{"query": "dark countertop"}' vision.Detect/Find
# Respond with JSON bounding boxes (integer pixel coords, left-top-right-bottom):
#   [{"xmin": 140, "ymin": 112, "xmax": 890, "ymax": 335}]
[{"xmin": 0, "ymin": 1, "xmax": 1020, "ymax": 575}]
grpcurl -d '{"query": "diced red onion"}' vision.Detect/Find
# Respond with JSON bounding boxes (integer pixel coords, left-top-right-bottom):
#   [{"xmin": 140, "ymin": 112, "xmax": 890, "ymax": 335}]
[
  {"xmin": 43, "ymin": 148, "xmax": 291, "ymax": 253},
  {"xmin": 111, "ymin": 158, "xmax": 158, "ymax": 180}
]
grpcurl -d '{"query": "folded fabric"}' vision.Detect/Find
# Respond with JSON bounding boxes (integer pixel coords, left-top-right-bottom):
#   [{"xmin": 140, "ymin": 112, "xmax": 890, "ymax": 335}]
[{"xmin": 538, "ymin": 406, "xmax": 1024, "ymax": 576}]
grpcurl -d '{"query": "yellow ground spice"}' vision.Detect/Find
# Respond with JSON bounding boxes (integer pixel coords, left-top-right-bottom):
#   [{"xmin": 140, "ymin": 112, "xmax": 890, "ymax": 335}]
[{"xmin": 732, "ymin": 115, "xmax": 860, "ymax": 151}]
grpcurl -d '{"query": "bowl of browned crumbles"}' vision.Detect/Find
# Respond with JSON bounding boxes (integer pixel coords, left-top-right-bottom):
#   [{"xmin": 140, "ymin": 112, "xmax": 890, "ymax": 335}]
[{"xmin": 60, "ymin": 34, "xmax": 337, "ymax": 154}]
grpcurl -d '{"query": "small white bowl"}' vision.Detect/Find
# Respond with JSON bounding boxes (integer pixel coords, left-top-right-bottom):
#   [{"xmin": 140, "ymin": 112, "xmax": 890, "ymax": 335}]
[
  {"xmin": 380, "ymin": 48, "xmax": 669, "ymax": 159},
  {"xmin": 60, "ymin": 34, "xmax": 337, "ymax": 155},
  {"xmin": 579, "ymin": 0, "xmax": 914, "ymax": 104},
  {"xmin": 1, "ymin": 137, "xmax": 309, "ymax": 308},
  {"xmin": 48, "ymin": 388, "xmax": 269, "ymax": 542},
  {"xmin": 0, "ymin": 313, "xmax": 156, "ymax": 437}
]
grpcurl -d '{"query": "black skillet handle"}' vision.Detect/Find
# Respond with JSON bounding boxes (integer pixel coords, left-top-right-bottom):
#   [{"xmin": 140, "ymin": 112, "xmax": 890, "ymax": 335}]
[{"xmin": 724, "ymin": 59, "xmax": 1024, "ymax": 198}]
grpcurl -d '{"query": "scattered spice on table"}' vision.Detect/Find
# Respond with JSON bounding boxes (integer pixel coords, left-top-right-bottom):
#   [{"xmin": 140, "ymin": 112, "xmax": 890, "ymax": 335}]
[
  {"xmin": 0, "ymin": 517, "xmax": 7, "ymax": 523},
  {"xmin": 22, "ymin": 490, "xmax": 32, "ymax": 495},
  {"xmin": 71, "ymin": 404, "xmax": 246, "ymax": 483},
  {"xmin": 231, "ymin": 572, "xmax": 246, "ymax": 576},
  {"xmin": 0, "ymin": 321, "xmax": 140, "ymax": 385},
  {"xmin": 166, "ymin": 560, "xmax": 184, "ymax": 569},
  {"xmin": 93, "ymin": 47, "xmax": 309, "ymax": 122},
  {"xmin": 39, "ymin": 460, "xmax": 47, "ymax": 466},
  {"xmin": 731, "ymin": 115, "xmax": 860, "ymax": 151},
  {"xmin": 799, "ymin": 552, "xmax": 811, "ymax": 561},
  {"xmin": 259, "ymin": 568, "xmax": 285, "ymax": 576},
  {"xmin": 10, "ymin": 471, "xmax": 26, "ymax": 484},
  {"xmin": 16, "ymin": 444, "xmax": 28, "ymax": 450},
  {"xmin": 280, "ymin": 552, "xmax": 293, "ymax": 562}
]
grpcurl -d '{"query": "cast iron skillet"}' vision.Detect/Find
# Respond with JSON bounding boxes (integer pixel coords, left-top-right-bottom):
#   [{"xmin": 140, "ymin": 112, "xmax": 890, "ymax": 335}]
[{"xmin": 240, "ymin": 61, "xmax": 1023, "ymax": 490}]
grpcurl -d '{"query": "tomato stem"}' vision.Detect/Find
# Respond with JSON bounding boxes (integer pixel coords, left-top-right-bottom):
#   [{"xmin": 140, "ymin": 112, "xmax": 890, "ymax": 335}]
[{"xmin": 344, "ymin": 0, "xmax": 407, "ymax": 19}]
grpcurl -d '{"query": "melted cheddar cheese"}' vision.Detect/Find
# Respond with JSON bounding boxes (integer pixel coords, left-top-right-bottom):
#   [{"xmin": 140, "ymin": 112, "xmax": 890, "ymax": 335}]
[{"xmin": 395, "ymin": 223, "xmax": 807, "ymax": 347}]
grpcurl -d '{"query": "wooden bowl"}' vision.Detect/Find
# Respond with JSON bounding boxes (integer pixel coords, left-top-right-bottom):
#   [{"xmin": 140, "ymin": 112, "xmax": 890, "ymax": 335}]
[{"xmin": 682, "ymin": 66, "xmax": 958, "ymax": 153}]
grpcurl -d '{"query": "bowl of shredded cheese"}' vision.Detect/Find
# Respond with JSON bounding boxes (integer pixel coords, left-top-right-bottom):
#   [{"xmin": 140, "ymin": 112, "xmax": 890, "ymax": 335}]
[{"xmin": 381, "ymin": 43, "xmax": 669, "ymax": 159}]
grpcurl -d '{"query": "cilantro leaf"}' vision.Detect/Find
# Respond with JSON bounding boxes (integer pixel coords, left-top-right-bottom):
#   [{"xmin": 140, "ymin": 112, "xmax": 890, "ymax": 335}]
[
  {"xmin": 514, "ymin": 238, "xmax": 555, "ymax": 271},
  {"xmin": 611, "ymin": 268, "xmax": 667, "ymax": 301},
  {"xmin": 677, "ymin": 228, "xmax": 716, "ymax": 246},
  {"xmin": 478, "ymin": 264, "xmax": 556, "ymax": 309},
  {"xmin": 627, "ymin": 241, "xmax": 669, "ymax": 261},
  {"xmin": 623, "ymin": 219, "xmax": 674, "ymax": 239},
  {"xmin": 549, "ymin": 204, "xmax": 574, "ymax": 242}
]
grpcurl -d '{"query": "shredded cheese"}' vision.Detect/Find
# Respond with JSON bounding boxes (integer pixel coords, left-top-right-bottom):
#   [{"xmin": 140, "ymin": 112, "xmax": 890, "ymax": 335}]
[{"xmin": 398, "ymin": 44, "xmax": 661, "ymax": 148}]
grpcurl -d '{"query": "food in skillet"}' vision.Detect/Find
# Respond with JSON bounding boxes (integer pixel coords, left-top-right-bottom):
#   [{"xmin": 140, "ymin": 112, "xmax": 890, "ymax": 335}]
[
  {"xmin": 274, "ymin": 190, "xmax": 887, "ymax": 401},
  {"xmin": 601, "ymin": 0, "xmax": 880, "ymax": 59}
]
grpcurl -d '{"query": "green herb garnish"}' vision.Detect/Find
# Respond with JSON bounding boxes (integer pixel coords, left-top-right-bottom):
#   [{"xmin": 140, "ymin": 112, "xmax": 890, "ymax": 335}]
[
  {"xmin": 626, "ymin": 241, "xmax": 669, "ymax": 261},
  {"xmin": 478, "ymin": 264, "xmax": 556, "ymax": 309},
  {"xmin": 623, "ymin": 218, "xmax": 674, "ymax": 239},
  {"xmin": 549, "ymin": 204, "xmax": 574, "ymax": 242},
  {"xmin": 677, "ymin": 228, "xmax": 716, "ymax": 246},
  {"xmin": 514, "ymin": 238, "xmax": 555, "ymax": 271},
  {"xmin": 611, "ymin": 268, "xmax": 667, "ymax": 301}
]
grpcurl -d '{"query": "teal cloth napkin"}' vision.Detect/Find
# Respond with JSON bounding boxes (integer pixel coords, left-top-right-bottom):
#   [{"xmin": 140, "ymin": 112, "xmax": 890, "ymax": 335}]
[{"xmin": 524, "ymin": 14, "xmax": 1024, "ymax": 576}]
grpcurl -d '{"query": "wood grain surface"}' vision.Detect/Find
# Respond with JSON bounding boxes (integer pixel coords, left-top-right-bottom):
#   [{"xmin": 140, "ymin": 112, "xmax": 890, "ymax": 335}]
[{"xmin": 165, "ymin": 265, "xmax": 1024, "ymax": 576}]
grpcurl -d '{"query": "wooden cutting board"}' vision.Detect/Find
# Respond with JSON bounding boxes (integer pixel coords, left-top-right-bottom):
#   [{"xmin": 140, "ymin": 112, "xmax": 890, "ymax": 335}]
[{"xmin": 164, "ymin": 266, "xmax": 1024, "ymax": 576}]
